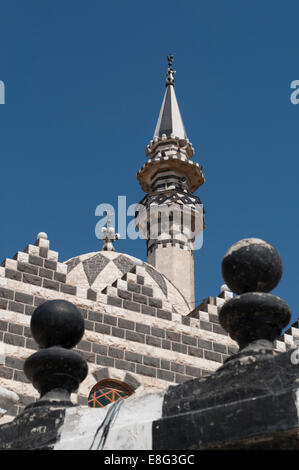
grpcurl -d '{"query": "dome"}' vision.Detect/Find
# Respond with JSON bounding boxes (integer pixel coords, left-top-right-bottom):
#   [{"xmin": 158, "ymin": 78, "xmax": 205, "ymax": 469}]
[{"xmin": 64, "ymin": 250, "xmax": 189, "ymax": 315}]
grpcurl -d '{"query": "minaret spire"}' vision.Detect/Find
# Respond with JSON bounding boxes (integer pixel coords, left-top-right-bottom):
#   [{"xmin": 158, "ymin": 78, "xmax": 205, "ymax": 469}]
[
  {"xmin": 135, "ymin": 56, "xmax": 205, "ymax": 309},
  {"xmin": 153, "ymin": 55, "xmax": 187, "ymax": 140}
]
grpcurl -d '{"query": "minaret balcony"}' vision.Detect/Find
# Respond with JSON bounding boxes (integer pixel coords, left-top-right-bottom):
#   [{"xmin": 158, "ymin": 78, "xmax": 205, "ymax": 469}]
[
  {"xmin": 146, "ymin": 135, "xmax": 194, "ymax": 159},
  {"xmin": 137, "ymin": 155, "xmax": 205, "ymax": 193}
]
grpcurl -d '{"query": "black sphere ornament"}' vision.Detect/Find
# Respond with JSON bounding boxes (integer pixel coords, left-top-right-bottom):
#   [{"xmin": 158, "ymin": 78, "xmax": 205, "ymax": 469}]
[
  {"xmin": 24, "ymin": 299, "xmax": 88, "ymax": 403},
  {"xmin": 30, "ymin": 299, "xmax": 85, "ymax": 349},
  {"xmin": 222, "ymin": 238, "xmax": 282, "ymax": 295},
  {"xmin": 219, "ymin": 238, "xmax": 291, "ymax": 351}
]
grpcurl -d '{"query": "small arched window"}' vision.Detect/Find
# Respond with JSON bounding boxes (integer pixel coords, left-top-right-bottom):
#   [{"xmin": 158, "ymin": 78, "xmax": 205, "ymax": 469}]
[{"xmin": 88, "ymin": 379, "xmax": 134, "ymax": 408}]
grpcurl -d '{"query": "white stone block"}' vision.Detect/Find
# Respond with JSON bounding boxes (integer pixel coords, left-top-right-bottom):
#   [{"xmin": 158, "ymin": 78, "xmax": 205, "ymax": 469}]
[
  {"xmin": 96, "ymin": 295, "xmax": 108, "ymax": 305},
  {"xmin": 152, "ymin": 288, "xmax": 163, "ymax": 300},
  {"xmin": 143, "ymin": 276, "xmax": 155, "ymax": 288},
  {"xmin": 16, "ymin": 252, "xmax": 29, "ymax": 263},
  {"xmin": 190, "ymin": 318, "xmax": 199, "ymax": 329},
  {"xmin": 126, "ymin": 273, "xmax": 137, "ymax": 282},
  {"xmin": 171, "ymin": 313, "xmax": 181, "ymax": 323},
  {"xmin": 198, "ymin": 310, "xmax": 209, "ymax": 322},
  {"xmin": 162, "ymin": 301, "xmax": 172, "ymax": 311},
  {"xmin": 3, "ymin": 259, "xmax": 17, "ymax": 270},
  {"xmin": 56, "ymin": 263, "xmax": 67, "ymax": 274},
  {"xmin": 48, "ymin": 250, "xmax": 59, "ymax": 261},
  {"xmin": 106, "ymin": 286, "xmax": 118, "ymax": 297},
  {"xmin": 0, "ymin": 278, "xmax": 8, "ymax": 287},
  {"xmin": 215, "ymin": 297, "xmax": 225, "ymax": 307},
  {"xmin": 26, "ymin": 245, "xmax": 39, "ymax": 256},
  {"xmin": 135, "ymin": 265, "xmax": 146, "ymax": 276},
  {"xmin": 207, "ymin": 304, "xmax": 218, "ymax": 315},
  {"xmin": 291, "ymin": 327, "xmax": 299, "ymax": 338},
  {"xmin": 76, "ymin": 287, "xmax": 88, "ymax": 298},
  {"xmin": 222, "ymin": 291, "xmax": 233, "ymax": 300},
  {"xmin": 116, "ymin": 279, "xmax": 127, "ymax": 290},
  {"xmin": 275, "ymin": 341, "xmax": 287, "ymax": 352},
  {"xmin": 37, "ymin": 238, "xmax": 50, "ymax": 249},
  {"xmin": 284, "ymin": 334, "xmax": 293, "ymax": 344}
]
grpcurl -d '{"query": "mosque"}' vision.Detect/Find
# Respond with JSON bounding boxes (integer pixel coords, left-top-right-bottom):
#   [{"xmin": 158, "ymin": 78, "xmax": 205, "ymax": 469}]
[{"xmin": 0, "ymin": 56, "xmax": 297, "ymax": 425}]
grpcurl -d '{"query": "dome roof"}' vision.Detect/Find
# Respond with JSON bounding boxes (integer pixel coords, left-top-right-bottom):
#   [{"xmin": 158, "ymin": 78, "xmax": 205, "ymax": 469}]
[{"xmin": 64, "ymin": 250, "xmax": 189, "ymax": 315}]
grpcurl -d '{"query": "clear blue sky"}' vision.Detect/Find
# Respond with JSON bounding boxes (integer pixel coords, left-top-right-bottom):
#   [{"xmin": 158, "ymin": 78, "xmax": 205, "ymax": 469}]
[{"xmin": 0, "ymin": 1, "xmax": 298, "ymax": 325}]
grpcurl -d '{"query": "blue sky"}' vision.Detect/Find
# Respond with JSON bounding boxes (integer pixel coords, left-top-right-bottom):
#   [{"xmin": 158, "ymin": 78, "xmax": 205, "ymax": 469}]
[{"xmin": 0, "ymin": 1, "xmax": 298, "ymax": 325}]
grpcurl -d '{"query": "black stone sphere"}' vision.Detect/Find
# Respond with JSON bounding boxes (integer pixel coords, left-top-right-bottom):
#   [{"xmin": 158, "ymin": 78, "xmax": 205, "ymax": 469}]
[
  {"xmin": 30, "ymin": 300, "xmax": 85, "ymax": 349},
  {"xmin": 222, "ymin": 238, "xmax": 283, "ymax": 295}
]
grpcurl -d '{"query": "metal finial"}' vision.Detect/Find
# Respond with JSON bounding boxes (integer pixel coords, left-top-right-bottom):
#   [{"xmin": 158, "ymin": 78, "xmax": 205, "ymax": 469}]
[
  {"xmin": 101, "ymin": 210, "xmax": 119, "ymax": 252},
  {"xmin": 167, "ymin": 54, "xmax": 174, "ymax": 69},
  {"xmin": 166, "ymin": 54, "xmax": 176, "ymax": 87}
]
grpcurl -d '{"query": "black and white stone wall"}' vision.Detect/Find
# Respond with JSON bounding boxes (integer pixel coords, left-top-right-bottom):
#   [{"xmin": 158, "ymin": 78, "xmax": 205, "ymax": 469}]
[{"xmin": 0, "ymin": 235, "xmax": 297, "ymax": 424}]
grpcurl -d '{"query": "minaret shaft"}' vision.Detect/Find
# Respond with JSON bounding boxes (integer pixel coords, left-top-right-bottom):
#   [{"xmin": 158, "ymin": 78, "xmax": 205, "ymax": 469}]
[{"xmin": 148, "ymin": 244, "xmax": 195, "ymax": 308}]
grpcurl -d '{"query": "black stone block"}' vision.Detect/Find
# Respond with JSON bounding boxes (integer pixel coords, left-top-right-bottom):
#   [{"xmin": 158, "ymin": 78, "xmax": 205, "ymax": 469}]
[
  {"xmin": 146, "ymin": 336, "xmax": 162, "ymax": 348},
  {"xmin": 0, "ymin": 287, "xmax": 14, "ymax": 300},
  {"xmin": 157, "ymin": 369, "xmax": 175, "ymax": 382},
  {"xmin": 28, "ymin": 255, "xmax": 43, "ymax": 267},
  {"xmin": 60, "ymin": 284, "xmax": 77, "ymax": 295},
  {"xmin": 8, "ymin": 301, "xmax": 24, "ymax": 314},
  {"xmin": 149, "ymin": 298, "xmax": 162, "ymax": 308},
  {"xmin": 115, "ymin": 359, "xmax": 135, "ymax": 373},
  {"xmin": 118, "ymin": 318, "xmax": 135, "ymax": 330},
  {"xmin": 5, "ymin": 269, "xmax": 22, "ymax": 281},
  {"xmin": 107, "ymin": 296, "xmax": 122, "ymax": 307},
  {"xmin": 23, "ymin": 273, "xmax": 42, "ymax": 286},
  {"xmin": 15, "ymin": 292, "xmax": 33, "ymax": 305},
  {"xmin": 123, "ymin": 300, "xmax": 140, "ymax": 312},
  {"xmin": 17, "ymin": 262, "xmax": 38, "ymax": 275},
  {"xmin": 141, "ymin": 304, "xmax": 156, "ymax": 316},
  {"xmin": 136, "ymin": 364, "xmax": 156, "ymax": 378},
  {"xmin": 157, "ymin": 309, "xmax": 172, "ymax": 321},
  {"xmin": 54, "ymin": 272, "xmax": 66, "ymax": 283},
  {"xmin": 125, "ymin": 330, "xmax": 145, "ymax": 344}
]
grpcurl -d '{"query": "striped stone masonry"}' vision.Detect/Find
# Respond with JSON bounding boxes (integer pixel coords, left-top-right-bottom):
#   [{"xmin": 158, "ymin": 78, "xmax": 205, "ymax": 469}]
[
  {"xmin": 1, "ymin": 237, "xmax": 75, "ymax": 297},
  {"xmin": 0, "ymin": 236, "xmax": 297, "ymax": 424}
]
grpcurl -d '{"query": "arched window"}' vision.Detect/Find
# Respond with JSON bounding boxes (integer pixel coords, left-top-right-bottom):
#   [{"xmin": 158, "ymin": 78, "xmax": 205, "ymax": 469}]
[{"xmin": 88, "ymin": 379, "xmax": 134, "ymax": 408}]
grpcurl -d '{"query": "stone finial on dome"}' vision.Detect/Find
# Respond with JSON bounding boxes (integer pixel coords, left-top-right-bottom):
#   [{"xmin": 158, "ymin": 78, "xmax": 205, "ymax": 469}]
[
  {"xmin": 220, "ymin": 284, "xmax": 230, "ymax": 293},
  {"xmin": 219, "ymin": 238, "xmax": 291, "ymax": 351},
  {"xmin": 37, "ymin": 232, "xmax": 48, "ymax": 240},
  {"xmin": 101, "ymin": 210, "xmax": 120, "ymax": 252},
  {"xmin": 35, "ymin": 232, "xmax": 50, "ymax": 249},
  {"xmin": 219, "ymin": 283, "xmax": 233, "ymax": 300}
]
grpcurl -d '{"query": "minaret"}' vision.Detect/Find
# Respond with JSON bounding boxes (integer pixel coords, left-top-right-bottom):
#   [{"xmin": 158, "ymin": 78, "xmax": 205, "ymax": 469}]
[{"xmin": 136, "ymin": 55, "xmax": 205, "ymax": 309}]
